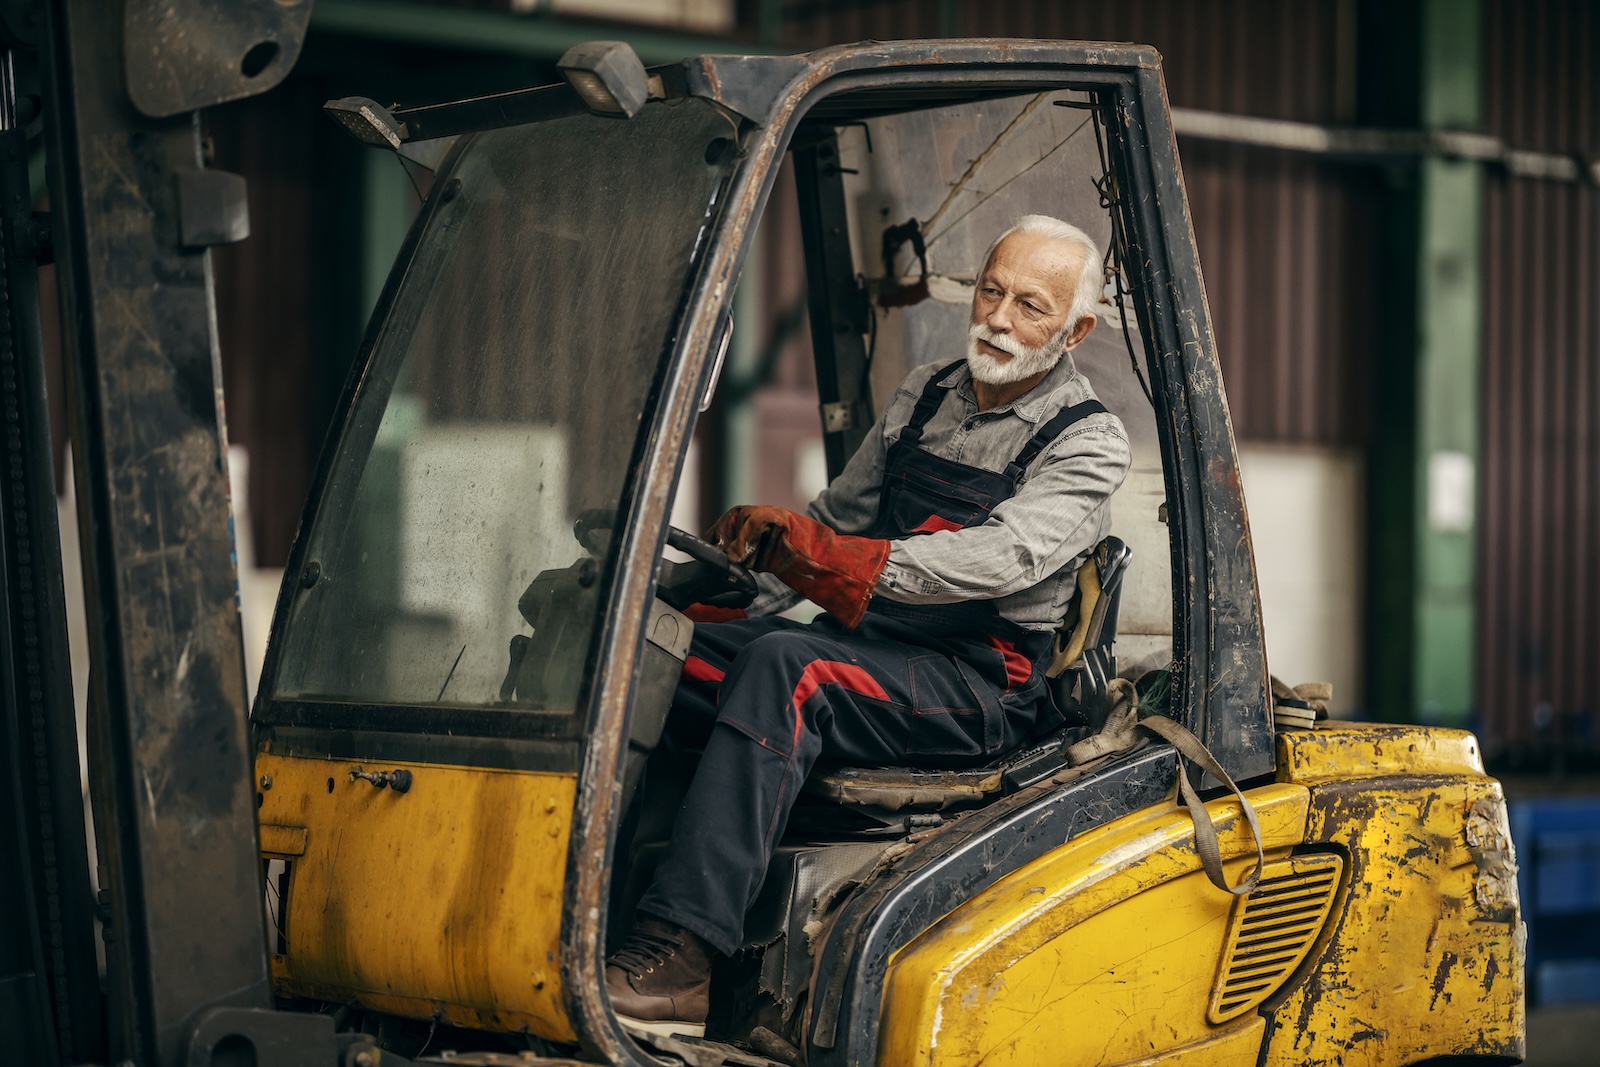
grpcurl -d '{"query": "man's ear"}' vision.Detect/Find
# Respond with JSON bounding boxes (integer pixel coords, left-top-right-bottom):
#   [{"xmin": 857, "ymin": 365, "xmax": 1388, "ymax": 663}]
[{"xmin": 1064, "ymin": 313, "xmax": 1097, "ymax": 350}]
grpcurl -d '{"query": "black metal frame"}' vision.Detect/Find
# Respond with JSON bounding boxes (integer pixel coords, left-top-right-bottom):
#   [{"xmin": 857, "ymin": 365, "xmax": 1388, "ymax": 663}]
[
  {"xmin": 0, "ymin": 35, "xmax": 102, "ymax": 1062},
  {"xmin": 41, "ymin": 0, "xmax": 275, "ymax": 1059},
  {"xmin": 791, "ymin": 128, "xmax": 874, "ymax": 476}
]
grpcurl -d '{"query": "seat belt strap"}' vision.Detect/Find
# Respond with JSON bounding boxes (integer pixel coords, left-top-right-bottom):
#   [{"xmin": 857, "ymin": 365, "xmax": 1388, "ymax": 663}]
[{"xmin": 1137, "ymin": 713, "xmax": 1265, "ymax": 896}]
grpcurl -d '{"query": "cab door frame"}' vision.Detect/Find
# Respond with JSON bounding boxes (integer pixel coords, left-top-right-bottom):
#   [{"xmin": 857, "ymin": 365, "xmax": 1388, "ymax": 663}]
[{"xmin": 565, "ymin": 41, "xmax": 1272, "ymax": 1064}]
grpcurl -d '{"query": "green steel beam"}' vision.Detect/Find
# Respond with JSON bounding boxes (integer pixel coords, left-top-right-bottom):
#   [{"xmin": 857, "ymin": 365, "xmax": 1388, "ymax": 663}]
[
  {"xmin": 1411, "ymin": 0, "xmax": 1482, "ymax": 724},
  {"xmin": 360, "ymin": 150, "xmax": 415, "ymax": 322},
  {"xmin": 758, "ymin": 0, "xmax": 783, "ymax": 47},
  {"xmin": 938, "ymin": 0, "xmax": 962, "ymax": 37},
  {"xmin": 1367, "ymin": 0, "xmax": 1482, "ymax": 725},
  {"xmin": 310, "ymin": 0, "xmax": 782, "ymax": 65}
]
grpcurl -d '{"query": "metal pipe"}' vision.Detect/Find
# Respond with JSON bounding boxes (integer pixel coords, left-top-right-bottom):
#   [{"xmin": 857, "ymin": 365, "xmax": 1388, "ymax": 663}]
[
  {"xmin": 0, "ymin": 50, "xmax": 15, "ymax": 132},
  {"xmin": 1171, "ymin": 106, "xmax": 1600, "ymax": 185}
]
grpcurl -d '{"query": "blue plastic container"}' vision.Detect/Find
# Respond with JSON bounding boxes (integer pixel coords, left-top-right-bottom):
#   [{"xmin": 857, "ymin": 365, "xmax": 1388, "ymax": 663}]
[{"xmin": 1508, "ymin": 796, "xmax": 1600, "ymax": 1005}]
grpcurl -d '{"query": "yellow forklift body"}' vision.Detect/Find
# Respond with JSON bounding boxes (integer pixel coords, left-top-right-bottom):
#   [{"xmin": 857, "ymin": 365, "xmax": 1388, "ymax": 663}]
[
  {"xmin": 1261, "ymin": 724, "xmax": 1525, "ymax": 1066},
  {"xmin": 877, "ymin": 723, "xmax": 1524, "ymax": 1066},
  {"xmin": 878, "ymin": 784, "xmax": 1312, "ymax": 1065},
  {"xmin": 256, "ymin": 751, "xmax": 578, "ymax": 1041}
]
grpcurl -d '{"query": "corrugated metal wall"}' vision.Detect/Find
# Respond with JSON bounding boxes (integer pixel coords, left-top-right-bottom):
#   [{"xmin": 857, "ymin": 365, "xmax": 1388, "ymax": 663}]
[
  {"xmin": 1479, "ymin": 0, "xmax": 1600, "ymax": 754},
  {"xmin": 193, "ymin": 1, "xmax": 1597, "ymax": 752},
  {"xmin": 776, "ymin": 0, "xmax": 1380, "ymax": 446},
  {"xmin": 203, "ymin": 2, "xmax": 1380, "ymax": 554},
  {"xmin": 211, "ymin": 77, "xmax": 355, "ymax": 568}
]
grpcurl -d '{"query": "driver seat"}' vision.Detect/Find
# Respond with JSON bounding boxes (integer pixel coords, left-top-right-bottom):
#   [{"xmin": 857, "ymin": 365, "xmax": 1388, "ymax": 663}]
[{"xmin": 789, "ymin": 537, "xmax": 1134, "ymax": 837}]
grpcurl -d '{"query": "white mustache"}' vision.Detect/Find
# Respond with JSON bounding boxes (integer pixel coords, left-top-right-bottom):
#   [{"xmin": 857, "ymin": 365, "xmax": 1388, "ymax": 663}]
[
  {"xmin": 966, "ymin": 322, "xmax": 1068, "ymax": 385},
  {"xmin": 970, "ymin": 323, "xmax": 1027, "ymax": 358}
]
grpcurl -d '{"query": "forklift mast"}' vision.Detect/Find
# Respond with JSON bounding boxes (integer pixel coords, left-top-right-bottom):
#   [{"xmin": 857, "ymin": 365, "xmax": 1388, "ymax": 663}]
[{"xmin": 0, "ymin": 1, "xmax": 378, "ymax": 1064}]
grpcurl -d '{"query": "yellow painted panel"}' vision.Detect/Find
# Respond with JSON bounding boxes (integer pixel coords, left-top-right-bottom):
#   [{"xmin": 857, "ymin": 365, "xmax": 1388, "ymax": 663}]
[
  {"xmin": 879, "ymin": 784, "xmax": 1310, "ymax": 1067},
  {"xmin": 259, "ymin": 823, "xmax": 308, "ymax": 857},
  {"xmin": 1276, "ymin": 722, "xmax": 1485, "ymax": 784},
  {"xmin": 1114, "ymin": 1016, "xmax": 1265, "ymax": 1066},
  {"xmin": 257, "ymin": 753, "xmax": 577, "ymax": 1041},
  {"xmin": 1261, "ymin": 775, "xmax": 1525, "ymax": 1065}
]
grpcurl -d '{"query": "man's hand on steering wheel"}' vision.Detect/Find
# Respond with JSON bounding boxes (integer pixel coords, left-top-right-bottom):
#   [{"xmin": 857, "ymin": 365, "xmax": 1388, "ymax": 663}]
[
  {"xmin": 656, "ymin": 525, "xmax": 759, "ymax": 618},
  {"xmin": 573, "ymin": 508, "xmax": 759, "ymax": 619},
  {"xmin": 707, "ymin": 506, "xmax": 890, "ymax": 628}
]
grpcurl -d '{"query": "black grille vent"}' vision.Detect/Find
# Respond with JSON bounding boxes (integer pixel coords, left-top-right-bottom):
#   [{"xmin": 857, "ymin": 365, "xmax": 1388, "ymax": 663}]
[{"xmin": 1209, "ymin": 853, "xmax": 1344, "ymax": 1023}]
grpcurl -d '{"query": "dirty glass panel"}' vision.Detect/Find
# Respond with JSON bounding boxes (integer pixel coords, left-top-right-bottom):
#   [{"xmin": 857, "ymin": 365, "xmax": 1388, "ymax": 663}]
[
  {"xmin": 272, "ymin": 98, "xmax": 738, "ymax": 711},
  {"xmin": 837, "ymin": 90, "xmax": 1174, "ymax": 676}
]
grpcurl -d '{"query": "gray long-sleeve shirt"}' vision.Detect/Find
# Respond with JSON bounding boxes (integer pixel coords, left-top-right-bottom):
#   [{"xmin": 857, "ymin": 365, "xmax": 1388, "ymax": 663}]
[{"xmin": 753, "ymin": 354, "xmax": 1132, "ymax": 630}]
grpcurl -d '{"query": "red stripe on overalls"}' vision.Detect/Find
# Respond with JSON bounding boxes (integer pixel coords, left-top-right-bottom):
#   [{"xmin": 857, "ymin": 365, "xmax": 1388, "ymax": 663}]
[
  {"xmin": 910, "ymin": 514, "xmax": 964, "ymax": 534},
  {"xmin": 987, "ymin": 637, "xmax": 1033, "ymax": 688},
  {"xmin": 789, "ymin": 661, "xmax": 890, "ymax": 750},
  {"xmin": 683, "ymin": 656, "xmax": 726, "ymax": 683}
]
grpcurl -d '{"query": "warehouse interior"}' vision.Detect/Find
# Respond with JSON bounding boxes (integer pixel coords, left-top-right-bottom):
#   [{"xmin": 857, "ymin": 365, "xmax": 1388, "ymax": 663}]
[{"xmin": 12, "ymin": 0, "xmax": 1598, "ymax": 1064}]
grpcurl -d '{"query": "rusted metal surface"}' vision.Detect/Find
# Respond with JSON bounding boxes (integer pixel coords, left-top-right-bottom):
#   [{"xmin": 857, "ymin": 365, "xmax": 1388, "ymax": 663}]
[
  {"xmin": 41, "ymin": 0, "xmax": 273, "ymax": 1059},
  {"xmin": 1260, "ymin": 773, "xmax": 1525, "ymax": 1064},
  {"xmin": 1274, "ymin": 720, "xmax": 1485, "ymax": 783},
  {"xmin": 123, "ymin": 0, "xmax": 311, "ymax": 117},
  {"xmin": 1478, "ymin": 0, "xmax": 1600, "ymax": 759},
  {"xmin": 1266, "ymin": 724, "xmax": 1525, "ymax": 1061}
]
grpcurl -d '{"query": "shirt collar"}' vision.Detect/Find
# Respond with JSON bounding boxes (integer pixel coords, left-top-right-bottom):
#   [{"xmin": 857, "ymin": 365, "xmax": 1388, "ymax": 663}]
[{"xmin": 939, "ymin": 352, "xmax": 1082, "ymax": 423}]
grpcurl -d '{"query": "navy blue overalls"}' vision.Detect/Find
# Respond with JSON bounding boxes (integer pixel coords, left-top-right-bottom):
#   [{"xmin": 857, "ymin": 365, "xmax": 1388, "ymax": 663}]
[{"xmin": 639, "ymin": 361, "xmax": 1108, "ymax": 954}]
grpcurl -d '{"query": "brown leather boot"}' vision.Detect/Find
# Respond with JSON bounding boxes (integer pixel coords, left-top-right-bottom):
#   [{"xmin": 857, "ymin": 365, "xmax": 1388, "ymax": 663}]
[{"xmin": 605, "ymin": 916, "xmax": 712, "ymax": 1038}]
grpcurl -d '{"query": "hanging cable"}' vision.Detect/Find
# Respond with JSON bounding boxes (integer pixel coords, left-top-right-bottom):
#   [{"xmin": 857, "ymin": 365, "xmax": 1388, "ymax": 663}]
[
  {"xmin": 924, "ymin": 113, "xmax": 1095, "ymax": 253},
  {"xmin": 1092, "ymin": 106, "xmax": 1157, "ymax": 410}
]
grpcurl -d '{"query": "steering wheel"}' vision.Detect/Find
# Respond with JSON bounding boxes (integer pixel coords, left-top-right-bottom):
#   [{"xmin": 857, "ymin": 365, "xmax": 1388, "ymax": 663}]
[
  {"xmin": 659, "ymin": 526, "xmax": 759, "ymax": 610},
  {"xmin": 572, "ymin": 509, "xmax": 758, "ymax": 611}
]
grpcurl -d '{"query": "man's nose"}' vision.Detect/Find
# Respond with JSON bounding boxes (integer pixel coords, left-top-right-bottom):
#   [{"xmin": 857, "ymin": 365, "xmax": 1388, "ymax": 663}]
[{"xmin": 985, "ymin": 299, "xmax": 1014, "ymax": 332}]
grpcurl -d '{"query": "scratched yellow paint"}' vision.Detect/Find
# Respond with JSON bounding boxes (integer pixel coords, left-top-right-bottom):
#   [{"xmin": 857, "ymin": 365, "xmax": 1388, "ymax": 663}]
[
  {"xmin": 878, "ymin": 724, "xmax": 1525, "ymax": 1066},
  {"xmin": 1261, "ymin": 725, "xmax": 1526, "ymax": 1066},
  {"xmin": 877, "ymin": 784, "xmax": 1310, "ymax": 1066},
  {"xmin": 257, "ymin": 752, "xmax": 577, "ymax": 1041},
  {"xmin": 1274, "ymin": 720, "xmax": 1485, "ymax": 784}
]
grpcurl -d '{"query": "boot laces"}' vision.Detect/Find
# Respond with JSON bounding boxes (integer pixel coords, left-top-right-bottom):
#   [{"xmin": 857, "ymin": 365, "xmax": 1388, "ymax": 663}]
[{"xmin": 611, "ymin": 929, "xmax": 682, "ymax": 979}]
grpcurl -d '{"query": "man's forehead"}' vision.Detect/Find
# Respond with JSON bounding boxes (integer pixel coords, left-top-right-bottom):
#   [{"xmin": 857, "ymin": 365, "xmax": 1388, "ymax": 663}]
[{"xmin": 983, "ymin": 232, "xmax": 1084, "ymax": 294}]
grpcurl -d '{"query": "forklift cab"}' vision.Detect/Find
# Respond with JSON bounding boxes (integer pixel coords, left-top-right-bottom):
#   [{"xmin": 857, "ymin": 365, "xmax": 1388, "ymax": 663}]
[{"xmin": 250, "ymin": 41, "xmax": 1524, "ymax": 1067}]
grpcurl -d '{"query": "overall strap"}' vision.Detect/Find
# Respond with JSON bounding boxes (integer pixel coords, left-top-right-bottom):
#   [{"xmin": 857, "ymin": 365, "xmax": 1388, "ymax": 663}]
[
  {"xmin": 1003, "ymin": 398, "xmax": 1109, "ymax": 481},
  {"xmin": 896, "ymin": 359, "xmax": 966, "ymax": 447}
]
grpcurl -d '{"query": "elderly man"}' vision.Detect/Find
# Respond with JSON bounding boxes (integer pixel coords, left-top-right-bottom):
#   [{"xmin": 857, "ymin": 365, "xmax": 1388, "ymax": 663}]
[{"xmin": 606, "ymin": 214, "xmax": 1132, "ymax": 1036}]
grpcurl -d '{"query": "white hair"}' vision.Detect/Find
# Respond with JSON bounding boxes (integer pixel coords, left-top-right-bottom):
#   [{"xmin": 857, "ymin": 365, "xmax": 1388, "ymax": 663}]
[{"xmin": 980, "ymin": 214, "xmax": 1105, "ymax": 328}]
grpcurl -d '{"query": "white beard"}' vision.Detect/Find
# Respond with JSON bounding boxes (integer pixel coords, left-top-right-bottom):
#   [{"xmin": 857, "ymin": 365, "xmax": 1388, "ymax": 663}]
[{"xmin": 965, "ymin": 322, "xmax": 1069, "ymax": 385}]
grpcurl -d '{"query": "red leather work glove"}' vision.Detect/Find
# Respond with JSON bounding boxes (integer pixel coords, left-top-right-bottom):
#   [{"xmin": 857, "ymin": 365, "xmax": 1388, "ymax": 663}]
[{"xmin": 708, "ymin": 506, "xmax": 889, "ymax": 629}]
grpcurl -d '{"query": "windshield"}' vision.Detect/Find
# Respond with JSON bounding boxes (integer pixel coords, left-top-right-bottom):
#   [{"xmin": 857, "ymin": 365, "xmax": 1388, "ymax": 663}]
[{"xmin": 271, "ymin": 97, "xmax": 737, "ymax": 713}]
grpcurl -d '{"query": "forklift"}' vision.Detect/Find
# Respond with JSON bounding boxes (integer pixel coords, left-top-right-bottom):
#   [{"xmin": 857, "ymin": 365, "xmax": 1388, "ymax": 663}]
[{"xmin": 0, "ymin": 3, "xmax": 1525, "ymax": 1065}]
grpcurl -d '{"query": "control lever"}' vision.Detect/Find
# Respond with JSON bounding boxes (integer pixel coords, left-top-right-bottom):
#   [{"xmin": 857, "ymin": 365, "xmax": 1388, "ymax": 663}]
[{"xmin": 348, "ymin": 767, "xmax": 413, "ymax": 794}]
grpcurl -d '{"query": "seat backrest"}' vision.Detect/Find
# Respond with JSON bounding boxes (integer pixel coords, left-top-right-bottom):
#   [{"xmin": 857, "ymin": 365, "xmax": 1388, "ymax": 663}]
[{"xmin": 1047, "ymin": 537, "xmax": 1133, "ymax": 729}]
